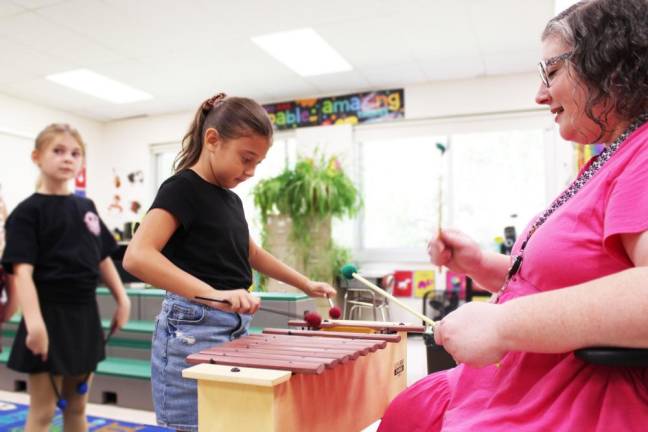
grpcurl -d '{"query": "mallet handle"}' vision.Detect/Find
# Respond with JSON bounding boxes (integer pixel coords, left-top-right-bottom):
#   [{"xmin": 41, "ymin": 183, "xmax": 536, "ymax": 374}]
[
  {"xmin": 351, "ymin": 273, "xmax": 437, "ymax": 327},
  {"xmin": 195, "ymin": 296, "xmax": 300, "ymax": 319}
]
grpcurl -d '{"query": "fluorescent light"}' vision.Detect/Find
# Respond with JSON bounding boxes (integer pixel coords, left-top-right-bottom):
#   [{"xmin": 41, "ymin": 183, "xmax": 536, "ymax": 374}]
[
  {"xmin": 252, "ymin": 28, "xmax": 352, "ymax": 77},
  {"xmin": 46, "ymin": 69, "xmax": 152, "ymax": 104}
]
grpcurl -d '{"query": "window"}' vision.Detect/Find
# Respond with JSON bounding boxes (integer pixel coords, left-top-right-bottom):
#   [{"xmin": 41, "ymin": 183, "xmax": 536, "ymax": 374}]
[
  {"xmin": 450, "ymin": 129, "xmax": 547, "ymax": 247},
  {"xmin": 233, "ymin": 136, "xmax": 295, "ymax": 242},
  {"xmin": 153, "ymin": 147, "xmax": 178, "ymax": 191},
  {"xmin": 355, "ymin": 114, "xmax": 556, "ymax": 261},
  {"xmin": 358, "ymin": 136, "xmax": 448, "ymax": 251}
]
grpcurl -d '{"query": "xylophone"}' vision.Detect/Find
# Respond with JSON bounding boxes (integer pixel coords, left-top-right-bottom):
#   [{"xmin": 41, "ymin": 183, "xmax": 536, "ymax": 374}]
[{"xmin": 182, "ymin": 320, "xmax": 424, "ymax": 432}]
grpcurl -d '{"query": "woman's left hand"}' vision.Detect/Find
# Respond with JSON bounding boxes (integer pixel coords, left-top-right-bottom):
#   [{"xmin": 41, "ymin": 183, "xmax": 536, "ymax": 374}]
[
  {"xmin": 434, "ymin": 301, "xmax": 507, "ymax": 368},
  {"xmin": 110, "ymin": 296, "xmax": 132, "ymax": 334},
  {"xmin": 304, "ymin": 281, "xmax": 337, "ymax": 298}
]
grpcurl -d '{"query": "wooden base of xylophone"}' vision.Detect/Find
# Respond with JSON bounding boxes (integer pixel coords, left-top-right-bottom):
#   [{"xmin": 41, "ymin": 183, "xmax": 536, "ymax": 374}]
[{"xmin": 182, "ymin": 323, "xmax": 419, "ymax": 432}]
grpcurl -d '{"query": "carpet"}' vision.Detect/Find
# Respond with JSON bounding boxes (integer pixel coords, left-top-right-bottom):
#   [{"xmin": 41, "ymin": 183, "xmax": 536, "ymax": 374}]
[{"xmin": 0, "ymin": 400, "xmax": 169, "ymax": 431}]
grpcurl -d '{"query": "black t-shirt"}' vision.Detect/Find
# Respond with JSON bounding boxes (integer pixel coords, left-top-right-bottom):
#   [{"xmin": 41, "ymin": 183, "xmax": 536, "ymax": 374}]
[
  {"xmin": 150, "ymin": 169, "xmax": 252, "ymax": 290},
  {"xmin": 1, "ymin": 194, "xmax": 117, "ymax": 297}
]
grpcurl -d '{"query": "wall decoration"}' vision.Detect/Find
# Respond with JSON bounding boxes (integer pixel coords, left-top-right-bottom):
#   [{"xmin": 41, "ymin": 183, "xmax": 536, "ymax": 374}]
[
  {"xmin": 106, "ymin": 168, "xmax": 145, "ymax": 239},
  {"xmin": 264, "ymin": 89, "xmax": 404, "ymax": 130},
  {"xmin": 74, "ymin": 166, "xmax": 86, "ymax": 197},
  {"xmin": 413, "ymin": 270, "xmax": 435, "ymax": 298},
  {"xmin": 574, "ymin": 143, "xmax": 605, "ymax": 172},
  {"xmin": 392, "ymin": 270, "xmax": 413, "ymax": 297},
  {"xmin": 445, "ymin": 271, "xmax": 468, "ymax": 299}
]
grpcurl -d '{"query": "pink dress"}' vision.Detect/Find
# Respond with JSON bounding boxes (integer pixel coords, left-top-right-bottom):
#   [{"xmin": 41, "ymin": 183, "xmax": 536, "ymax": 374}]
[{"xmin": 379, "ymin": 122, "xmax": 648, "ymax": 432}]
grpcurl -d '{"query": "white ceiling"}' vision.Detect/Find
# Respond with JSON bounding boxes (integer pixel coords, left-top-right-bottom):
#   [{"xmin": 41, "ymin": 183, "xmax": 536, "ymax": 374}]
[{"xmin": 0, "ymin": 0, "xmax": 554, "ymax": 122}]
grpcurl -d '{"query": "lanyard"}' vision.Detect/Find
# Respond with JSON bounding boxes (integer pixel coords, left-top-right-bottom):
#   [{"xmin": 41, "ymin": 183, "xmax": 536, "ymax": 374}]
[{"xmin": 501, "ymin": 115, "xmax": 648, "ymax": 291}]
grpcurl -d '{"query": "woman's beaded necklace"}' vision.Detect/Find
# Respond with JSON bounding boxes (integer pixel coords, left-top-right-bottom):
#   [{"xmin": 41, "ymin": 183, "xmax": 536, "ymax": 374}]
[{"xmin": 496, "ymin": 114, "xmax": 648, "ymax": 299}]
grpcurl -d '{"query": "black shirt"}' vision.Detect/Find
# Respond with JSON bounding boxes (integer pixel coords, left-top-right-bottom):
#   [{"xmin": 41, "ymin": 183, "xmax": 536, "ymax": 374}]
[
  {"xmin": 150, "ymin": 169, "xmax": 252, "ymax": 290},
  {"xmin": 1, "ymin": 193, "xmax": 117, "ymax": 301}
]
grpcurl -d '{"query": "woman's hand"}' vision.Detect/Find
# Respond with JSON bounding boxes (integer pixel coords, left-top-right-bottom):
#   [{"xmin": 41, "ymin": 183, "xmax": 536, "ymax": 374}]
[
  {"xmin": 214, "ymin": 289, "xmax": 261, "ymax": 314},
  {"xmin": 26, "ymin": 320, "xmax": 49, "ymax": 362},
  {"xmin": 303, "ymin": 281, "xmax": 336, "ymax": 299},
  {"xmin": 428, "ymin": 229, "xmax": 483, "ymax": 274},
  {"xmin": 110, "ymin": 296, "xmax": 131, "ymax": 334},
  {"xmin": 434, "ymin": 301, "xmax": 507, "ymax": 367}
]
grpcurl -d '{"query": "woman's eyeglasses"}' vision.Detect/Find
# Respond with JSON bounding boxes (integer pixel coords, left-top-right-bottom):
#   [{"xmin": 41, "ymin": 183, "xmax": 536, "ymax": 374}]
[{"xmin": 537, "ymin": 52, "xmax": 572, "ymax": 87}]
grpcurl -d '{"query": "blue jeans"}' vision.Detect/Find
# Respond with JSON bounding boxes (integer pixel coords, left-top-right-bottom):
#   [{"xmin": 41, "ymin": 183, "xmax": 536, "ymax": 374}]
[{"xmin": 151, "ymin": 292, "xmax": 251, "ymax": 431}]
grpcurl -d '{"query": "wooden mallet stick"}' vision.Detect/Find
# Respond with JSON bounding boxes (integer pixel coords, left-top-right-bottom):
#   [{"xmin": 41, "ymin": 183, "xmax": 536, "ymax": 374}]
[
  {"xmin": 340, "ymin": 264, "xmax": 437, "ymax": 328},
  {"xmin": 435, "ymin": 142, "xmax": 447, "ymax": 273}
]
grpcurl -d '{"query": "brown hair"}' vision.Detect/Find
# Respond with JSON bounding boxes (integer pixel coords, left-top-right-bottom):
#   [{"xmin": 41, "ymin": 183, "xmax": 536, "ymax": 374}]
[
  {"xmin": 542, "ymin": 0, "xmax": 648, "ymax": 138},
  {"xmin": 174, "ymin": 93, "xmax": 274, "ymax": 173},
  {"xmin": 34, "ymin": 123, "xmax": 86, "ymax": 155}
]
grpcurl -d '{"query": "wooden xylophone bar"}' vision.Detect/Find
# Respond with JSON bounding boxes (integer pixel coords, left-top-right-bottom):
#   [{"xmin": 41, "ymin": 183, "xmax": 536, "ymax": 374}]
[
  {"xmin": 183, "ymin": 322, "xmax": 418, "ymax": 432},
  {"xmin": 187, "ymin": 331, "xmax": 394, "ymax": 374}
]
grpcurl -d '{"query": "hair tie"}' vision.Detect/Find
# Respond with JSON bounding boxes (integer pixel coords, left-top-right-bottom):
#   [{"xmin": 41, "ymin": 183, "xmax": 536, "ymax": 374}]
[{"xmin": 202, "ymin": 92, "xmax": 227, "ymax": 112}]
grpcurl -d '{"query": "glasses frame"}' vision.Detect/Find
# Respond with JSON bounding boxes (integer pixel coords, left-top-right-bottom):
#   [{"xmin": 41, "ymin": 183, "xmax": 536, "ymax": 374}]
[{"xmin": 537, "ymin": 52, "xmax": 572, "ymax": 88}]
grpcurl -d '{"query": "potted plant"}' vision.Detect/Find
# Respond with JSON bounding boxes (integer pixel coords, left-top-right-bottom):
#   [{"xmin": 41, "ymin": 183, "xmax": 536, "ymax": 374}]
[{"xmin": 253, "ymin": 153, "xmax": 361, "ymax": 290}]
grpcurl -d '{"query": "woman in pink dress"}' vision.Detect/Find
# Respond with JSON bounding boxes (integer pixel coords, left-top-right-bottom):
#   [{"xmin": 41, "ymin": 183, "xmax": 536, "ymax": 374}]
[{"xmin": 379, "ymin": 0, "xmax": 648, "ymax": 430}]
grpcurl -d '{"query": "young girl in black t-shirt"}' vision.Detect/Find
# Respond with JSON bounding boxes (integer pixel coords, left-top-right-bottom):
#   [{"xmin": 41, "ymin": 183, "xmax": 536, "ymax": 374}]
[
  {"xmin": 1, "ymin": 124, "xmax": 131, "ymax": 430},
  {"xmin": 124, "ymin": 93, "xmax": 337, "ymax": 431}
]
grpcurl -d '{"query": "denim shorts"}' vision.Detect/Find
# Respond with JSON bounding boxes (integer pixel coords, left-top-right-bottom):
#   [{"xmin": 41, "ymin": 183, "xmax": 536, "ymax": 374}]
[{"xmin": 151, "ymin": 292, "xmax": 251, "ymax": 431}]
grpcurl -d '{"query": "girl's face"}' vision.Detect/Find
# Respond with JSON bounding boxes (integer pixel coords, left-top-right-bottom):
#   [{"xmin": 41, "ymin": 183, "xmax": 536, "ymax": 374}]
[
  {"xmin": 205, "ymin": 129, "xmax": 270, "ymax": 189},
  {"xmin": 32, "ymin": 133, "xmax": 84, "ymax": 184},
  {"xmin": 535, "ymin": 37, "xmax": 626, "ymax": 144}
]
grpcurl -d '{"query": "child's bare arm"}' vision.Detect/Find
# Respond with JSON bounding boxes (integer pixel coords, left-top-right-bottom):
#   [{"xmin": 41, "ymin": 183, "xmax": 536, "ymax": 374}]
[
  {"xmin": 249, "ymin": 238, "xmax": 336, "ymax": 298},
  {"xmin": 124, "ymin": 209, "xmax": 257, "ymax": 312},
  {"xmin": 13, "ymin": 263, "xmax": 48, "ymax": 361}
]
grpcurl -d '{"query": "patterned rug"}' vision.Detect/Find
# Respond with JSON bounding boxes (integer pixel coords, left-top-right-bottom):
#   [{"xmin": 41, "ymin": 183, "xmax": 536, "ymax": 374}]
[{"xmin": 0, "ymin": 400, "xmax": 169, "ymax": 431}]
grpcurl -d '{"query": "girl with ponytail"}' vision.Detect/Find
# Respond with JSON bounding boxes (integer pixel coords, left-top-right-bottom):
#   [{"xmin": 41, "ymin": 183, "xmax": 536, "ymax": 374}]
[{"xmin": 124, "ymin": 93, "xmax": 336, "ymax": 431}]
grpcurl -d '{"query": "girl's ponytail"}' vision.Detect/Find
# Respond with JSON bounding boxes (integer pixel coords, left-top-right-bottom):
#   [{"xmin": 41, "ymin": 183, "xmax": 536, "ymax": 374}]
[
  {"xmin": 174, "ymin": 92, "xmax": 273, "ymax": 173},
  {"xmin": 174, "ymin": 93, "xmax": 227, "ymax": 173}
]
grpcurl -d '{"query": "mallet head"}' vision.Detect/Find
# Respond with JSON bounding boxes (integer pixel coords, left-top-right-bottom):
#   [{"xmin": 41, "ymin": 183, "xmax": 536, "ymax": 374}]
[{"xmin": 340, "ymin": 263, "xmax": 358, "ymax": 280}]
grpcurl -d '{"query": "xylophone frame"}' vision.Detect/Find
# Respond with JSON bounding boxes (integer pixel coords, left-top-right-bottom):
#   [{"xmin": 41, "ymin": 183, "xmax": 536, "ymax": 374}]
[{"xmin": 182, "ymin": 321, "xmax": 423, "ymax": 432}]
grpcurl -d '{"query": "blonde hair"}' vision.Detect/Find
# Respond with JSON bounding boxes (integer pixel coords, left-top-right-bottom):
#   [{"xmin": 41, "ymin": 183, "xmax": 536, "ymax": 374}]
[
  {"xmin": 33, "ymin": 123, "xmax": 86, "ymax": 190},
  {"xmin": 35, "ymin": 123, "xmax": 86, "ymax": 154}
]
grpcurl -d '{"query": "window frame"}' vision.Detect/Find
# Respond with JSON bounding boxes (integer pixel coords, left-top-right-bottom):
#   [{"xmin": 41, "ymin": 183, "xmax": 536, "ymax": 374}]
[{"xmin": 353, "ymin": 110, "xmax": 562, "ymax": 263}]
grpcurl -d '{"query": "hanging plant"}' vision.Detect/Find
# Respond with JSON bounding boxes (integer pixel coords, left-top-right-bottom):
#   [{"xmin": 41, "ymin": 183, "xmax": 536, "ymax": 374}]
[{"xmin": 252, "ymin": 153, "xmax": 361, "ymax": 284}]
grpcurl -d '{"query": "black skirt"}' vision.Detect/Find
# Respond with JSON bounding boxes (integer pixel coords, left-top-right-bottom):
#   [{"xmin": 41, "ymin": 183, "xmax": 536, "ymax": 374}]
[{"xmin": 8, "ymin": 298, "xmax": 105, "ymax": 375}]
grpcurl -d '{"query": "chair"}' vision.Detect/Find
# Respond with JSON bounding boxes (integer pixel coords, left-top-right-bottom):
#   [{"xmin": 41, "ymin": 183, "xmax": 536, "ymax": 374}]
[
  {"xmin": 575, "ymin": 347, "xmax": 648, "ymax": 367},
  {"xmin": 342, "ymin": 274, "xmax": 393, "ymax": 321},
  {"xmin": 421, "ymin": 277, "xmax": 473, "ymax": 374}
]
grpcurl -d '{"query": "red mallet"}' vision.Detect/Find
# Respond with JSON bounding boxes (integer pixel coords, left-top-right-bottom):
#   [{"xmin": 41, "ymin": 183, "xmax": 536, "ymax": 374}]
[
  {"xmin": 304, "ymin": 311, "xmax": 322, "ymax": 329},
  {"xmin": 327, "ymin": 297, "xmax": 341, "ymax": 319}
]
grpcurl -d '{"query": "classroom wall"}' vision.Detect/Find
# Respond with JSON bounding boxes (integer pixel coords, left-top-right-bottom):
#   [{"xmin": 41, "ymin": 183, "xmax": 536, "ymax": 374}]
[
  {"xmin": 0, "ymin": 71, "xmax": 550, "ymax": 238},
  {"xmin": 406, "ymin": 72, "xmax": 539, "ymax": 119},
  {"xmin": 0, "ymin": 93, "xmax": 102, "ymax": 211},
  {"xmin": 93, "ymin": 71, "xmax": 543, "ymax": 215},
  {"xmin": 0, "ymin": 72, "xmax": 552, "ymax": 318}
]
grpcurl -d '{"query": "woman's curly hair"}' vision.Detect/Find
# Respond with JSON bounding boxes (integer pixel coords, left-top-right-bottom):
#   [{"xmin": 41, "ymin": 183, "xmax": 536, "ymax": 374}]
[{"xmin": 543, "ymin": 0, "xmax": 648, "ymax": 136}]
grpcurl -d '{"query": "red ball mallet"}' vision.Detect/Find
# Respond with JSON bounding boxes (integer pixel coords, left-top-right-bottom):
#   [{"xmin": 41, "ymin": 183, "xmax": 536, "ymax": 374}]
[
  {"xmin": 304, "ymin": 310, "xmax": 322, "ymax": 329},
  {"xmin": 327, "ymin": 296, "xmax": 341, "ymax": 319}
]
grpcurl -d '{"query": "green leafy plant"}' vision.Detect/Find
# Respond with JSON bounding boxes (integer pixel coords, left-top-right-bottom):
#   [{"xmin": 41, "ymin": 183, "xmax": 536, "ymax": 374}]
[{"xmin": 253, "ymin": 154, "xmax": 361, "ymax": 284}]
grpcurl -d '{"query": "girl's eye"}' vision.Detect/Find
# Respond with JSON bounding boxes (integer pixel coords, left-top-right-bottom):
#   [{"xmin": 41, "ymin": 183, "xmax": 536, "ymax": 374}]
[
  {"xmin": 53, "ymin": 148, "xmax": 64, "ymax": 154},
  {"xmin": 72, "ymin": 151, "xmax": 82, "ymax": 158}
]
